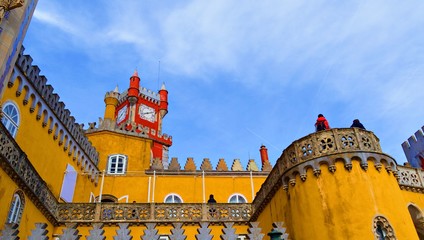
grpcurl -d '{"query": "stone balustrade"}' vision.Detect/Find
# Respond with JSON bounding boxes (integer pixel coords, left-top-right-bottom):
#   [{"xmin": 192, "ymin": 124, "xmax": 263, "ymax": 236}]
[
  {"xmin": 397, "ymin": 165, "xmax": 424, "ymax": 191},
  {"xmin": 56, "ymin": 202, "xmax": 251, "ymax": 223}
]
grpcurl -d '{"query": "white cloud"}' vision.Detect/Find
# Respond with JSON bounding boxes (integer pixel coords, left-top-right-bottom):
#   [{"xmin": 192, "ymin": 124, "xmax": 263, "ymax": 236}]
[{"xmin": 25, "ymin": 0, "xmax": 424, "ymax": 163}]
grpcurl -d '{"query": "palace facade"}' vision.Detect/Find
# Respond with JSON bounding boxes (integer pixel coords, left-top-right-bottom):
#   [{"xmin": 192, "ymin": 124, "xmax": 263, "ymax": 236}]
[{"xmin": 1, "ymin": 2, "xmax": 424, "ymax": 239}]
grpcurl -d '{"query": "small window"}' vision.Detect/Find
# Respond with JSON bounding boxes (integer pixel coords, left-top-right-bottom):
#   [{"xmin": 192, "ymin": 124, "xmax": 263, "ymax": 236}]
[
  {"xmin": 164, "ymin": 194, "xmax": 183, "ymax": 203},
  {"xmin": 107, "ymin": 154, "xmax": 127, "ymax": 174},
  {"xmin": 59, "ymin": 164, "xmax": 77, "ymax": 202},
  {"xmin": 2, "ymin": 102, "xmax": 20, "ymax": 137},
  {"xmin": 228, "ymin": 194, "xmax": 247, "ymax": 203},
  {"xmin": 7, "ymin": 191, "xmax": 25, "ymax": 224},
  {"xmin": 373, "ymin": 215, "xmax": 396, "ymax": 239}
]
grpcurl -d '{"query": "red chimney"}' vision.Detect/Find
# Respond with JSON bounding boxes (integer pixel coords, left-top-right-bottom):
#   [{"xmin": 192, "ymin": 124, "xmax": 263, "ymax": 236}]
[{"xmin": 259, "ymin": 145, "xmax": 269, "ymax": 165}]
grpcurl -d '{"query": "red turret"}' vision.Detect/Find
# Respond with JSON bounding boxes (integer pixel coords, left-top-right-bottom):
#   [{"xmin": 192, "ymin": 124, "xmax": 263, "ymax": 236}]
[
  {"xmin": 259, "ymin": 145, "xmax": 269, "ymax": 165},
  {"xmin": 159, "ymin": 82, "xmax": 168, "ymax": 119},
  {"xmin": 127, "ymin": 70, "xmax": 140, "ymax": 104}
]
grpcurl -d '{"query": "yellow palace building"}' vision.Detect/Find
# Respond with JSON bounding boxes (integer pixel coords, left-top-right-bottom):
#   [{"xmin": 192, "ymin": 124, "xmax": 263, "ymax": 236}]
[{"xmin": 1, "ymin": 2, "xmax": 424, "ymax": 240}]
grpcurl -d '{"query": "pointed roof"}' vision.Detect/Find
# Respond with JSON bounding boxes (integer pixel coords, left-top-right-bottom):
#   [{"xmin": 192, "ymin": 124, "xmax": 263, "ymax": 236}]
[
  {"xmin": 113, "ymin": 85, "xmax": 119, "ymax": 93},
  {"xmin": 161, "ymin": 82, "xmax": 167, "ymax": 90},
  {"xmin": 132, "ymin": 70, "xmax": 139, "ymax": 77}
]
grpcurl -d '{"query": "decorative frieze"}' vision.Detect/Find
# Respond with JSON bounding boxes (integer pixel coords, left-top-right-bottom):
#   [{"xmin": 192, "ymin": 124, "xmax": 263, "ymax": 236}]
[{"xmin": 397, "ymin": 165, "xmax": 424, "ymax": 191}]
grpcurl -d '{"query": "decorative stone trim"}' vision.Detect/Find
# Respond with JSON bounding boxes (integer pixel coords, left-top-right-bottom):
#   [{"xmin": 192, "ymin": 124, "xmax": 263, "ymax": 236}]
[
  {"xmin": 0, "ymin": 123, "xmax": 58, "ymax": 225},
  {"xmin": 248, "ymin": 222, "xmax": 264, "ymax": 240},
  {"xmin": 0, "ymin": 0, "xmax": 23, "ymax": 24},
  {"xmin": 196, "ymin": 222, "xmax": 213, "ymax": 240},
  {"xmin": 372, "ymin": 215, "xmax": 396, "ymax": 240},
  {"xmin": 220, "ymin": 222, "xmax": 238, "ymax": 239},
  {"xmin": 28, "ymin": 223, "xmax": 49, "ymax": 240},
  {"xmin": 0, "ymin": 223, "xmax": 19, "ymax": 239},
  {"xmin": 396, "ymin": 165, "xmax": 424, "ymax": 194},
  {"xmin": 56, "ymin": 203, "xmax": 251, "ymax": 223},
  {"xmin": 10, "ymin": 48, "xmax": 100, "ymax": 178}
]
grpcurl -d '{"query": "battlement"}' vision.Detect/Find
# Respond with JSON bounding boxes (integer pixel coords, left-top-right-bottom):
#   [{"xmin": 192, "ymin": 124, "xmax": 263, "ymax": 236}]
[
  {"xmin": 6, "ymin": 47, "xmax": 100, "ymax": 178},
  {"xmin": 86, "ymin": 118, "xmax": 173, "ymax": 146},
  {"xmin": 149, "ymin": 157, "xmax": 271, "ymax": 173},
  {"xmin": 104, "ymin": 90, "xmax": 120, "ymax": 99},
  {"xmin": 402, "ymin": 126, "xmax": 424, "ymax": 168},
  {"xmin": 116, "ymin": 87, "xmax": 161, "ymax": 106}
]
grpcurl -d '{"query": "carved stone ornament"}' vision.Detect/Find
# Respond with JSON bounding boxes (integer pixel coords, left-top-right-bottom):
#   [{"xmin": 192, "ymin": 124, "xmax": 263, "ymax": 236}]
[
  {"xmin": 0, "ymin": 0, "xmax": 24, "ymax": 24},
  {"xmin": 373, "ymin": 215, "xmax": 396, "ymax": 240}
]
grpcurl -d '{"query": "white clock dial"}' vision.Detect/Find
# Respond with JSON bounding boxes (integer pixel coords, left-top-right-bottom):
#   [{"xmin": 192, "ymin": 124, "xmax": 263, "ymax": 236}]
[
  {"xmin": 116, "ymin": 105, "xmax": 128, "ymax": 123},
  {"xmin": 139, "ymin": 104, "xmax": 156, "ymax": 122}
]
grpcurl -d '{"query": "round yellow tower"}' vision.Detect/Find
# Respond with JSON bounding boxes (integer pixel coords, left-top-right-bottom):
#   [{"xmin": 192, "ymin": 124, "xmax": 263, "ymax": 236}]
[
  {"xmin": 252, "ymin": 128, "xmax": 419, "ymax": 239},
  {"xmin": 103, "ymin": 86, "xmax": 120, "ymax": 121}
]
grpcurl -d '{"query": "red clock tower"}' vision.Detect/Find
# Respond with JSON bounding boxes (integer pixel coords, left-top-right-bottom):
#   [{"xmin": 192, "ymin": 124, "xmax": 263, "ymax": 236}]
[{"xmin": 114, "ymin": 71, "xmax": 172, "ymax": 165}]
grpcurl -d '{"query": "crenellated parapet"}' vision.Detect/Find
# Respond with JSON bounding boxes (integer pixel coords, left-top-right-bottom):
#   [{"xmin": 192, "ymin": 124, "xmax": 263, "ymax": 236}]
[
  {"xmin": 6, "ymin": 47, "xmax": 100, "ymax": 179},
  {"xmin": 86, "ymin": 118, "xmax": 173, "ymax": 146},
  {"xmin": 251, "ymin": 128, "xmax": 398, "ymax": 220},
  {"xmin": 147, "ymin": 157, "xmax": 271, "ymax": 173},
  {"xmin": 402, "ymin": 125, "xmax": 424, "ymax": 168},
  {"xmin": 117, "ymin": 88, "xmax": 160, "ymax": 106}
]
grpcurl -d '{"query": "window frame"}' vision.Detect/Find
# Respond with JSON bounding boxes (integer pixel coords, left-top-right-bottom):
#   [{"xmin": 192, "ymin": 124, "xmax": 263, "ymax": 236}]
[
  {"xmin": 164, "ymin": 193, "xmax": 183, "ymax": 203},
  {"xmin": 1, "ymin": 101, "xmax": 20, "ymax": 137},
  {"xmin": 228, "ymin": 193, "xmax": 247, "ymax": 203},
  {"xmin": 7, "ymin": 191, "xmax": 25, "ymax": 224},
  {"xmin": 107, "ymin": 154, "xmax": 128, "ymax": 174}
]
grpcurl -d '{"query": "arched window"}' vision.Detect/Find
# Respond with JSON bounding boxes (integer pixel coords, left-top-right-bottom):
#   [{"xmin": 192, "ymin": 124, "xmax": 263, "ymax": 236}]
[
  {"xmin": 408, "ymin": 204, "xmax": 424, "ymax": 239},
  {"xmin": 373, "ymin": 215, "xmax": 396, "ymax": 240},
  {"xmin": 164, "ymin": 193, "xmax": 183, "ymax": 203},
  {"xmin": 7, "ymin": 191, "xmax": 25, "ymax": 224},
  {"xmin": 228, "ymin": 194, "xmax": 247, "ymax": 203},
  {"xmin": 107, "ymin": 154, "xmax": 127, "ymax": 174},
  {"xmin": 96, "ymin": 194, "xmax": 118, "ymax": 203},
  {"xmin": 1, "ymin": 102, "xmax": 20, "ymax": 137}
]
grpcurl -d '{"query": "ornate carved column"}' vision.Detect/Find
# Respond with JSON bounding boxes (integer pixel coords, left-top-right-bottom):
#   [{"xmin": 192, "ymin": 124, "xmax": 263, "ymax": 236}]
[{"xmin": 0, "ymin": 0, "xmax": 24, "ymax": 24}]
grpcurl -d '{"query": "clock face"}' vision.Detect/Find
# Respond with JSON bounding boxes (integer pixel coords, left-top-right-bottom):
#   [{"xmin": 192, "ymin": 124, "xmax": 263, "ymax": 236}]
[
  {"xmin": 139, "ymin": 104, "xmax": 156, "ymax": 122},
  {"xmin": 116, "ymin": 105, "xmax": 128, "ymax": 124}
]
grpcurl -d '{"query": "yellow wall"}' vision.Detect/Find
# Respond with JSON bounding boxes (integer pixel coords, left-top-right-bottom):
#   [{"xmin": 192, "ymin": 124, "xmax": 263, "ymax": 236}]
[
  {"xmin": 86, "ymin": 129, "xmax": 268, "ymax": 203},
  {"xmin": 256, "ymin": 160, "xmax": 420, "ymax": 239},
  {"xmin": 0, "ymin": 169, "xmax": 54, "ymax": 238},
  {"xmin": 86, "ymin": 131, "xmax": 152, "ymax": 173},
  {"xmin": 1, "ymin": 79, "xmax": 97, "ymax": 201}
]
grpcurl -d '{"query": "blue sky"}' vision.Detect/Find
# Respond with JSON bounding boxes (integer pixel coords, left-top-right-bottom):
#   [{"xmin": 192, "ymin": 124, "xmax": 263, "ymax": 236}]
[{"xmin": 23, "ymin": 0, "xmax": 424, "ymax": 168}]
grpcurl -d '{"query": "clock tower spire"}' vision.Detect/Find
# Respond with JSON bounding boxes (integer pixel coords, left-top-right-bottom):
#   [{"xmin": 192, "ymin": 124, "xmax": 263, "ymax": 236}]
[{"xmin": 127, "ymin": 70, "xmax": 140, "ymax": 105}]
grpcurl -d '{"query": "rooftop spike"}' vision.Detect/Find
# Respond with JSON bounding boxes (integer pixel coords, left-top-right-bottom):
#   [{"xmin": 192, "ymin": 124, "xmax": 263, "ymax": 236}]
[
  {"xmin": 161, "ymin": 82, "xmax": 167, "ymax": 90},
  {"xmin": 113, "ymin": 85, "xmax": 119, "ymax": 93},
  {"xmin": 133, "ymin": 69, "xmax": 139, "ymax": 77}
]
